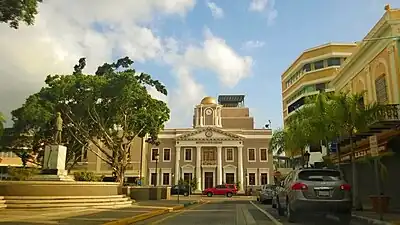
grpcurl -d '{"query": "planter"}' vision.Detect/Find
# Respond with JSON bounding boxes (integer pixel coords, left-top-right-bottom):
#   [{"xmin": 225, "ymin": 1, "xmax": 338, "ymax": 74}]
[{"xmin": 369, "ymin": 195, "xmax": 390, "ymax": 213}]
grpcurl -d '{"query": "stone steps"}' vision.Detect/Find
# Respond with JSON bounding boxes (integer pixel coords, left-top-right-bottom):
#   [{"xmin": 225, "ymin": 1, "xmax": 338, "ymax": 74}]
[{"xmin": 2, "ymin": 195, "xmax": 134, "ymax": 209}]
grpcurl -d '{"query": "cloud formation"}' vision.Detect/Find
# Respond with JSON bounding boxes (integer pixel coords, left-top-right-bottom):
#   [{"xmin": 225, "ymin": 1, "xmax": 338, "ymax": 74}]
[
  {"xmin": 242, "ymin": 40, "xmax": 265, "ymax": 50},
  {"xmin": 206, "ymin": 1, "xmax": 224, "ymax": 19},
  {"xmin": 249, "ymin": 0, "xmax": 278, "ymax": 25},
  {"xmin": 0, "ymin": 0, "xmax": 253, "ymax": 128}
]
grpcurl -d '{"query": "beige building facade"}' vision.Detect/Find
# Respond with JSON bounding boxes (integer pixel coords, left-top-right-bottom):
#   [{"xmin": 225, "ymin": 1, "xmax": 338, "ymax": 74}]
[{"xmin": 145, "ymin": 95, "xmax": 273, "ymax": 192}]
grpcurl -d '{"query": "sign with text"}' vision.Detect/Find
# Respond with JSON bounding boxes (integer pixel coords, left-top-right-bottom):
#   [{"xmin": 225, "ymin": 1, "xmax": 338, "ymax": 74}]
[{"xmin": 369, "ymin": 135, "xmax": 378, "ymax": 157}]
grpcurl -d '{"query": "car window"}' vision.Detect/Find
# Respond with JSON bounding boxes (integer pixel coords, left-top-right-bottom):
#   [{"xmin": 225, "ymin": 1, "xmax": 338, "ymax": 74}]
[
  {"xmin": 298, "ymin": 170, "xmax": 341, "ymax": 181},
  {"xmin": 226, "ymin": 184, "xmax": 234, "ymax": 189},
  {"xmin": 216, "ymin": 185, "xmax": 226, "ymax": 188}
]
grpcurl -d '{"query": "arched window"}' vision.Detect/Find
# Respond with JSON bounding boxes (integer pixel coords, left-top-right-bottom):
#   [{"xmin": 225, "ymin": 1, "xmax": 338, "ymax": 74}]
[{"xmin": 375, "ymin": 74, "xmax": 388, "ymax": 104}]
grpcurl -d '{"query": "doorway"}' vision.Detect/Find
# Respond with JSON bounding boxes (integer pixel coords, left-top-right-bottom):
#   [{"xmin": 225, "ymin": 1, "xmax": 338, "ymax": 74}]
[{"xmin": 204, "ymin": 172, "xmax": 213, "ymax": 189}]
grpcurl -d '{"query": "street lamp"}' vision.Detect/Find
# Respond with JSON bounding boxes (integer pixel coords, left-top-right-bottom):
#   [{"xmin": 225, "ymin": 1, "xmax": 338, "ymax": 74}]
[
  {"xmin": 303, "ymin": 151, "xmax": 310, "ymax": 168},
  {"xmin": 154, "ymin": 152, "xmax": 159, "ymax": 187}
]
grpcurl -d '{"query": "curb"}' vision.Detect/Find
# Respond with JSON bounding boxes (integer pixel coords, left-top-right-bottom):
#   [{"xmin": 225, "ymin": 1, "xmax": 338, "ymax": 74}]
[
  {"xmin": 103, "ymin": 200, "xmax": 199, "ymax": 225},
  {"xmin": 352, "ymin": 215, "xmax": 393, "ymax": 225}
]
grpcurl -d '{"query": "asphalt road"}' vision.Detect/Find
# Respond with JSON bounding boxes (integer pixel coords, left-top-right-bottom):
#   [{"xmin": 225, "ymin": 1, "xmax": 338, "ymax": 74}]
[{"xmin": 135, "ymin": 200, "xmax": 371, "ymax": 225}]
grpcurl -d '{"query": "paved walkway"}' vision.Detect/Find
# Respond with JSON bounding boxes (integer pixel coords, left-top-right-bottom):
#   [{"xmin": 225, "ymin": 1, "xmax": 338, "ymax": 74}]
[
  {"xmin": 353, "ymin": 209, "xmax": 400, "ymax": 224},
  {"xmin": 0, "ymin": 200, "xmax": 195, "ymax": 225}
]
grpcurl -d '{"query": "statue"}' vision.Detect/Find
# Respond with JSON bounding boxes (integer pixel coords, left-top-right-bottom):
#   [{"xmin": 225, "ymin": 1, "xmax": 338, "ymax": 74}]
[{"xmin": 54, "ymin": 112, "xmax": 63, "ymax": 144}]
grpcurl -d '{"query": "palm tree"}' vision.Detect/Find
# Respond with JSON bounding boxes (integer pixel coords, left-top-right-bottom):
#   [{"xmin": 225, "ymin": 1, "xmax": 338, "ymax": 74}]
[
  {"xmin": 269, "ymin": 128, "xmax": 286, "ymax": 156},
  {"xmin": 330, "ymin": 92, "xmax": 380, "ymax": 209}
]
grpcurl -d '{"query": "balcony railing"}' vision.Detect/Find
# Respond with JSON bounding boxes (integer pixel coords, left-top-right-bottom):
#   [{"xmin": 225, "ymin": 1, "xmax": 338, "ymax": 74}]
[
  {"xmin": 202, "ymin": 160, "xmax": 217, "ymax": 165},
  {"xmin": 368, "ymin": 104, "xmax": 400, "ymax": 125}
]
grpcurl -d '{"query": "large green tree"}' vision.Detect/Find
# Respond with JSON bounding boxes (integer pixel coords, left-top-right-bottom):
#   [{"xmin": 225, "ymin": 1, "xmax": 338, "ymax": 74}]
[
  {"xmin": 11, "ymin": 57, "xmax": 170, "ymax": 184},
  {"xmin": 0, "ymin": 112, "xmax": 5, "ymax": 136},
  {"xmin": 0, "ymin": 0, "xmax": 42, "ymax": 29}
]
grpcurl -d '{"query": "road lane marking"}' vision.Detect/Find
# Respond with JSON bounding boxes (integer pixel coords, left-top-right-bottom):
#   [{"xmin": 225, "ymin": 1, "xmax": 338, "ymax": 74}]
[
  {"xmin": 249, "ymin": 201, "xmax": 283, "ymax": 225},
  {"xmin": 243, "ymin": 207, "xmax": 257, "ymax": 225},
  {"xmin": 149, "ymin": 202, "xmax": 209, "ymax": 225}
]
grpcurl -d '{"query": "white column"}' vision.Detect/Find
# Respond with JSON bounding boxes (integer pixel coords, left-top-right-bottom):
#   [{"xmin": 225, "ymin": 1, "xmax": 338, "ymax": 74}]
[
  {"xmin": 196, "ymin": 146, "xmax": 202, "ymax": 191},
  {"xmin": 238, "ymin": 146, "xmax": 244, "ymax": 191},
  {"xmin": 389, "ymin": 44, "xmax": 399, "ymax": 103},
  {"xmin": 218, "ymin": 108, "xmax": 222, "ymax": 126},
  {"xmin": 175, "ymin": 146, "xmax": 181, "ymax": 184},
  {"xmin": 200, "ymin": 107, "xmax": 204, "ymax": 126},
  {"xmin": 217, "ymin": 146, "xmax": 223, "ymax": 185},
  {"xmin": 195, "ymin": 107, "xmax": 199, "ymax": 127}
]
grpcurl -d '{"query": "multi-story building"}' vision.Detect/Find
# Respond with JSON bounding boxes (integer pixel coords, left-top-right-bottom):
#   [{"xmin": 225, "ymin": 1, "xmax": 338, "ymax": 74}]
[
  {"xmin": 144, "ymin": 95, "xmax": 273, "ymax": 192},
  {"xmin": 280, "ymin": 43, "xmax": 358, "ymax": 162}
]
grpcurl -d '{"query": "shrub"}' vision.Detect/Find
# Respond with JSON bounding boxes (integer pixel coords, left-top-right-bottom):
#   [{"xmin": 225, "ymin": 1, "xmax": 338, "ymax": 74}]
[
  {"xmin": 73, "ymin": 171, "xmax": 104, "ymax": 181},
  {"xmin": 7, "ymin": 167, "xmax": 40, "ymax": 180}
]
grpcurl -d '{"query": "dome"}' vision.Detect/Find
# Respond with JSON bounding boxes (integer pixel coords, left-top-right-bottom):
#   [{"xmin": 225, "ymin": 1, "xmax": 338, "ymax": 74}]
[{"xmin": 200, "ymin": 96, "xmax": 217, "ymax": 105}]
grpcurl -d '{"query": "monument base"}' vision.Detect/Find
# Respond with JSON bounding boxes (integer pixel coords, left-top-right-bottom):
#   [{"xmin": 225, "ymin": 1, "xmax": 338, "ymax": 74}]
[{"xmin": 30, "ymin": 174, "xmax": 75, "ymax": 181}]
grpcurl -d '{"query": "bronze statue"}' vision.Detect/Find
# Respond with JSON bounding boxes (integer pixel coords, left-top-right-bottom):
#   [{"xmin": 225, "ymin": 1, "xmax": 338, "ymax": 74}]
[{"xmin": 54, "ymin": 112, "xmax": 63, "ymax": 144}]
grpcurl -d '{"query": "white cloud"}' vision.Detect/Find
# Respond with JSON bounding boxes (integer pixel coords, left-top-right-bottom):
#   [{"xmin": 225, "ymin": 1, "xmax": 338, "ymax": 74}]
[
  {"xmin": 248, "ymin": 0, "xmax": 278, "ymax": 25},
  {"xmin": 0, "ymin": 0, "xmax": 253, "ymax": 128},
  {"xmin": 206, "ymin": 1, "xmax": 224, "ymax": 19},
  {"xmin": 242, "ymin": 40, "xmax": 265, "ymax": 50}
]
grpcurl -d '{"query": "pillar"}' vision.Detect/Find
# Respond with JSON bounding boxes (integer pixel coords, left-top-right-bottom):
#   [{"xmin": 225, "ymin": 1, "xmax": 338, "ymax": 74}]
[
  {"xmin": 217, "ymin": 146, "xmax": 222, "ymax": 185},
  {"xmin": 175, "ymin": 146, "xmax": 181, "ymax": 184},
  {"xmin": 238, "ymin": 146, "xmax": 244, "ymax": 191},
  {"xmin": 196, "ymin": 146, "xmax": 202, "ymax": 191}
]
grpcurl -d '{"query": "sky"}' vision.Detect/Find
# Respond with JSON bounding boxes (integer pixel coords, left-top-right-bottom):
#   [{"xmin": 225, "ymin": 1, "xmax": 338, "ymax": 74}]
[{"xmin": 1, "ymin": 0, "xmax": 400, "ymax": 130}]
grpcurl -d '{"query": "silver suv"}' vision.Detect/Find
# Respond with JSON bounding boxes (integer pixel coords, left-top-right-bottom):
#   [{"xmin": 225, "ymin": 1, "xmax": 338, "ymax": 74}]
[{"xmin": 275, "ymin": 168, "xmax": 352, "ymax": 224}]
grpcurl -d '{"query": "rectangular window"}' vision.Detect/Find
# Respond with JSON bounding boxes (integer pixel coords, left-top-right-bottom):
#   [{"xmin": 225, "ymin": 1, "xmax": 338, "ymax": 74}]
[
  {"xmin": 314, "ymin": 60, "xmax": 324, "ymax": 70},
  {"xmin": 202, "ymin": 149, "xmax": 215, "ymax": 161},
  {"xmin": 184, "ymin": 148, "xmax": 192, "ymax": 161},
  {"xmin": 184, "ymin": 173, "xmax": 192, "ymax": 183},
  {"xmin": 163, "ymin": 148, "xmax": 171, "ymax": 161},
  {"xmin": 303, "ymin": 63, "xmax": 311, "ymax": 72},
  {"xmin": 249, "ymin": 173, "xmax": 256, "ymax": 185},
  {"xmin": 226, "ymin": 148, "xmax": 233, "ymax": 161},
  {"xmin": 150, "ymin": 173, "xmax": 157, "ymax": 185},
  {"xmin": 260, "ymin": 149, "xmax": 268, "ymax": 161},
  {"xmin": 151, "ymin": 149, "xmax": 159, "ymax": 161},
  {"xmin": 248, "ymin": 148, "xmax": 256, "ymax": 161},
  {"xmin": 375, "ymin": 76, "xmax": 388, "ymax": 104},
  {"xmin": 162, "ymin": 173, "xmax": 170, "ymax": 185},
  {"xmin": 261, "ymin": 173, "xmax": 268, "ymax": 185},
  {"xmin": 327, "ymin": 57, "xmax": 341, "ymax": 66},
  {"xmin": 226, "ymin": 173, "xmax": 234, "ymax": 184}
]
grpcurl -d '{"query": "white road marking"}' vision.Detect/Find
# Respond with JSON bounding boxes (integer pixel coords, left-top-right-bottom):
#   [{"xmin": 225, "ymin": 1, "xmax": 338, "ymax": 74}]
[{"xmin": 250, "ymin": 201, "xmax": 283, "ymax": 225}]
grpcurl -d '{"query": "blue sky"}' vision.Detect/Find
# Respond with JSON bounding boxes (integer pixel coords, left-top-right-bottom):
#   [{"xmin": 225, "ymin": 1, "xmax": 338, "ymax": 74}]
[
  {"xmin": 1, "ymin": 0, "xmax": 400, "ymax": 129},
  {"xmin": 133, "ymin": 0, "xmax": 400, "ymax": 129}
]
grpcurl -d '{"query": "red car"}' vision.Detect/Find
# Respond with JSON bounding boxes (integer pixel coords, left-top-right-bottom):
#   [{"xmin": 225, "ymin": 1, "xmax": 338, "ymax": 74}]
[{"xmin": 203, "ymin": 184, "xmax": 238, "ymax": 197}]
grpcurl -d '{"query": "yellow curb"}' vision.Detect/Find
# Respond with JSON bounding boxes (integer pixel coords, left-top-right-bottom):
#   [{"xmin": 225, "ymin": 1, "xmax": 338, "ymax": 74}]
[
  {"xmin": 172, "ymin": 205, "xmax": 184, "ymax": 211},
  {"xmin": 102, "ymin": 209, "xmax": 169, "ymax": 225}
]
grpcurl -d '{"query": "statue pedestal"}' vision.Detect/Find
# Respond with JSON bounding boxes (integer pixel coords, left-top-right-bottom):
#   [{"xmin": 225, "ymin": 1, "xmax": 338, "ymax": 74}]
[{"xmin": 31, "ymin": 145, "xmax": 74, "ymax": 181}]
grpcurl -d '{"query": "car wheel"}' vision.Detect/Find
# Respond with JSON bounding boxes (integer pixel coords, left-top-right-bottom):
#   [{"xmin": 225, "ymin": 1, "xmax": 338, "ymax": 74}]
[
  {"xmin": 286, "ymin": 202, "xmax": 297, "ymax": 223},
  {"xmin": 226, "ymin": 192, "xmax": 233, "ymax": 198},
  {"xmin": 183, "ymin": 192, "xmax": 189, "ymax": 196},
  {"xmin": 207, "ymin": 192, "xmax": 213, "ymax": 197}
]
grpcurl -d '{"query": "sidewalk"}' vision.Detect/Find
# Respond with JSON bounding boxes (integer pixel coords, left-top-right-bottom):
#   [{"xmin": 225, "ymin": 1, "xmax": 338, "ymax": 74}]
[
  {"xmin": 0, "ymin": 199, "xmax": 199, "ymax": 225},
  {"xmin": 352, "ymin": 208, "xmax": 400, "ymax": 225}
]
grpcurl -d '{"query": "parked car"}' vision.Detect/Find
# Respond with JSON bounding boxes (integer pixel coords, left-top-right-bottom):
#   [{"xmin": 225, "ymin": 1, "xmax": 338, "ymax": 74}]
[
  {"xmin": 170, "ymin": 184, "xmax": 191, "ymax": 196},
  {"xmin": 274, "ymin": 168, "xmax": 352, "ymax": 224},
  {"xmin": 203, "ymin": 184, "xmax": 237, "ymax": 197},
  {"xmin": 257, "ymin": 184, "xmax": 276, "ymax": 204}
]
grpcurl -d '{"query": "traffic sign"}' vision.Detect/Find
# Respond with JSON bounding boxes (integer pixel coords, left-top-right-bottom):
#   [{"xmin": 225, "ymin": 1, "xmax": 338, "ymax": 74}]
[{"xmin": 369, "ymin": 135, "xmax": 379, "ymax": 157}]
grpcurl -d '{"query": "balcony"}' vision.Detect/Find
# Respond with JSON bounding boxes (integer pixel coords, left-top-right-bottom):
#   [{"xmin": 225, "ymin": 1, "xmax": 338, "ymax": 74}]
[
  {"xmin": 202, "ymin": 160, "xmax": 217, "ymax": 166},
  {"xmin": 338, "ymin": 104, "xmax": 400, "ymax": 147}
]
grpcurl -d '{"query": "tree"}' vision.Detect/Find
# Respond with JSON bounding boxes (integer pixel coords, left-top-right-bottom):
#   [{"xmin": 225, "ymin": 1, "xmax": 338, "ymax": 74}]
[
  {"xmin": 269, "ymin": 128, "xmax": 286, "ymax": 156},
  {"xmin": 0, "ymin": 112, "xmax": 5, "ymax": 136},
  {"xmin": 0, "ymin": 0, "xmax": 42, "ymax": 29},
  {"xmin": 330, "ymin": 92, "xmax": 380, "ymax": 209},
  {"xmin": 11, "ymin": 57, "xmax": 170, "ymax": 185}
]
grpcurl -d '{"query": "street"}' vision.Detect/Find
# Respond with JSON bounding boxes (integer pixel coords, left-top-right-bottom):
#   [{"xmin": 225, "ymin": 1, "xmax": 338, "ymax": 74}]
[{"xmin": 135, "ymin": 199, "xmax": 369, "ymax": 225}]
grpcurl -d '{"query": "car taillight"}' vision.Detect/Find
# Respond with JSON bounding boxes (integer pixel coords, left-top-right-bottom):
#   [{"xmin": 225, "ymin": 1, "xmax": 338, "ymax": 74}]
[
  {"xmin": 340, "ymin": 184, "xmax": 351, "ymax": 191},
  {"xmin": 291, "ymin": 182, "xmax": 308, "ymax": 190}
]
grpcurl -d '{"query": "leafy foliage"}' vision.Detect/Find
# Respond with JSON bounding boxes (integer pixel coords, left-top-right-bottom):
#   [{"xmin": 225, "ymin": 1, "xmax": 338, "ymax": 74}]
[
  {"xmin": 73, "ymin": 171, "xmax": 104, "ymax": 182},
  {"xmin": 7, "ymin": 167, "xmax": 40, "ymax": 180},
  {"xmin": 0, "ymin": 112, "xmax": 5, "ymax": 136},
  {"xmin": 0, "ymin": 0, "xmax": 42, "ymax": 29},
  {"xmin": 10, "ymin": 57, "xmax": 170, "ymax": 184}
]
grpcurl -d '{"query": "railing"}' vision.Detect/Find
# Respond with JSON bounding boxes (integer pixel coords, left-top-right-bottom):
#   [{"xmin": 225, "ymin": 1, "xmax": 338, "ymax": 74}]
[
  {"xmin": 202, "ymin": 160, "xmax": 217, "ymax": 165},
  {"xmin": 368, "ymin": 104, "xmax": 400, "ymax": 125}
]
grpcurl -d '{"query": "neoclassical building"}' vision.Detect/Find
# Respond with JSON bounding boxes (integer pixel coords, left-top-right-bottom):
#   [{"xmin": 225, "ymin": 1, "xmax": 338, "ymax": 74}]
[{"xmin": 145, "ymin": 95, "xmax": 273, "ymax": 192}]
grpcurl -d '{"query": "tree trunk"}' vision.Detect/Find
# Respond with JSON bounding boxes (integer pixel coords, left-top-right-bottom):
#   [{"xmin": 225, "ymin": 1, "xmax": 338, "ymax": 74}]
[{"xmin": 350, "ymin": 135, "xmax": 362, "ymax": 210}]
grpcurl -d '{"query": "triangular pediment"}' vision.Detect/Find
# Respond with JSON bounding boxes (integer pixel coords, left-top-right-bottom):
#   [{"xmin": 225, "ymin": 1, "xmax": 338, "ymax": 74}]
[{"xmin": 177, "ymin": 127, "xmax": 243, "ymax": 141}]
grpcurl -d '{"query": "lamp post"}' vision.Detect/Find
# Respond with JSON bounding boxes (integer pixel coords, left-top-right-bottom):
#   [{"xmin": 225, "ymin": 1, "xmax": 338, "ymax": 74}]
[{"xmin": 154, "ymin": 152, "xmax": 159, "ymax": 187}]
